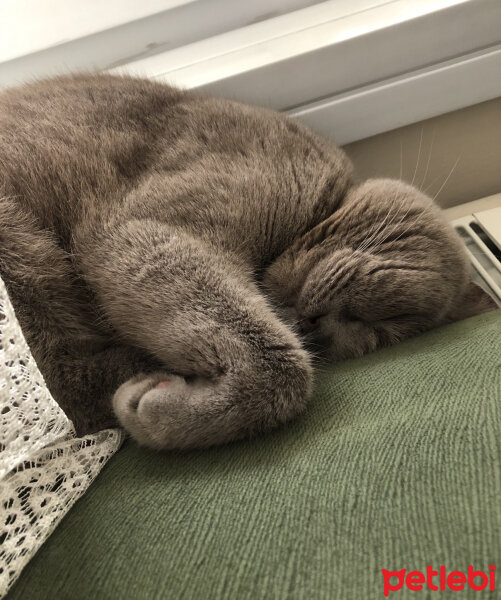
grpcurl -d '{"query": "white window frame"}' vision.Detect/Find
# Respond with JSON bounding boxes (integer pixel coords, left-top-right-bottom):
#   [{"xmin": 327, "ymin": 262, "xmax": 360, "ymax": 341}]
[
  {"xmin": 1, "ymin": 0, "xmax": 501, "ymax": 144},
  {"xmin": 0, "ymin": 0, "xmax": 320, "ymax": 86}
]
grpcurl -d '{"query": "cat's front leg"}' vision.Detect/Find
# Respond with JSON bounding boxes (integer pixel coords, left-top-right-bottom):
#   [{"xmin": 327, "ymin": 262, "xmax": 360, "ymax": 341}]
[
  {"xmin": 77, "ymin": 220, "xmax": 313, "ymax": 449},
  {"xmin": 0, "ymin": 199, "xmax": 164, "ymax": 434}
]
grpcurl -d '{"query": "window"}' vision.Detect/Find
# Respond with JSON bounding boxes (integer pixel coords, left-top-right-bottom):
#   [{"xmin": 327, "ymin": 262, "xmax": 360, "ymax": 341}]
[{"xmin": 2, "ymin": 0, "xmax": 500, "ymax": 143}]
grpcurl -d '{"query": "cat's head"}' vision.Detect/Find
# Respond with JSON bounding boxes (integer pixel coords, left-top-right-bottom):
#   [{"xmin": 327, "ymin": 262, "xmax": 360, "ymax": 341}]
[{"xmin": 263, "ymin": 178, "xmax": 496, "ymax": 360}]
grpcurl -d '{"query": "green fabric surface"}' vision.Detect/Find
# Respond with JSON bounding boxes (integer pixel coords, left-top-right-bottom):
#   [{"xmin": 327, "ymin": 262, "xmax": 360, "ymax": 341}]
[{"xmin": 8, "ymin": 311, "xmax": 501, "ymax": 600}]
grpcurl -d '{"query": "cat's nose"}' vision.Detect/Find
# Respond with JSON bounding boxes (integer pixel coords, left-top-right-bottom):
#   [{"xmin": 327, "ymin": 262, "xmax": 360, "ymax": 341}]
[{"xmin": 299, "ymin": 316, "xmax": 321, "ymax": 334}]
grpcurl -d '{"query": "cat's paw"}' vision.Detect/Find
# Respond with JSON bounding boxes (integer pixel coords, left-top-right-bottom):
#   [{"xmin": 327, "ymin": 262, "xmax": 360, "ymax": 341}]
[{"xmin": 112, "ymin": 372, "xmax": 190, "ymax": 449}]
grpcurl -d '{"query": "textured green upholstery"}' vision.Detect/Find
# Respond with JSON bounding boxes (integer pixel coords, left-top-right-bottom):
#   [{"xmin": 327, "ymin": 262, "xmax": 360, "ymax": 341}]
[{"xmin": 8, "ymin": 311, "xmax": 501, "ymax": 599}]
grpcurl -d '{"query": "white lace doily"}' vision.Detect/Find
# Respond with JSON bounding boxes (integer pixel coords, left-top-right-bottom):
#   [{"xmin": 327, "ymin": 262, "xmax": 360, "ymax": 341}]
[{"xmin": 0, "ymin": 276, "xmax": 124, "ymax": 597}]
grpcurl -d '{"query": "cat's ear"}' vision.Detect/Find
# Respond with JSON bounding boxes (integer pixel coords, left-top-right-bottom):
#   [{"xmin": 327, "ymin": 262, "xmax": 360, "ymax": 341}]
[{"xmin": 447, "ymin": 280, "xmax": 498, "ymax": 323}]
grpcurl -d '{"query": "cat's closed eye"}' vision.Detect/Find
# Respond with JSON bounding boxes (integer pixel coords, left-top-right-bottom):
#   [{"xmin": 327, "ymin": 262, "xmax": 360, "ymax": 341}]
[{"xmin": 299, "ymin": 315, "xmax": 323, "ymax": 333}]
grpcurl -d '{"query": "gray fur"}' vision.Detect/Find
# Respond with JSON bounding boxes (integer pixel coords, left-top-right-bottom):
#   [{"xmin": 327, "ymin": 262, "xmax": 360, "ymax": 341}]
[{"xmin": 0, "ymin": 74, "xmax": 494, "ymax": 449}]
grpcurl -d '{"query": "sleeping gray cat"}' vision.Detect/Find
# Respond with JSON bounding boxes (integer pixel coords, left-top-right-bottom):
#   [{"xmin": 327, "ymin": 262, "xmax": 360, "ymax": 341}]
[{"xmin": 0, "ymin": 74, "xmax": 494, "ymax": 449}]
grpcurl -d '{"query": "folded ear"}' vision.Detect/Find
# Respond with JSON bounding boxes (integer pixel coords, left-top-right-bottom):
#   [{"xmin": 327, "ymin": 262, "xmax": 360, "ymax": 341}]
[{"xmin": 447, "ymin": 280, "xmax": 499, "ymax": 323}]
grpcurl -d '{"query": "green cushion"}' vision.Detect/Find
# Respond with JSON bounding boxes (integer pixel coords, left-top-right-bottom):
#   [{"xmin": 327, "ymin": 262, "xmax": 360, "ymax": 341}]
[{"xmin": 8, "ymin": 311, "xmax": 501, "ymax": 599}]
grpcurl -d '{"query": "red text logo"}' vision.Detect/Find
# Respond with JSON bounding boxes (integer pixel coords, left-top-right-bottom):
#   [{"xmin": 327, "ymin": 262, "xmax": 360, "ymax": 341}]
[{"xmin": 382, "ymin": 564, "xmax": 496, "ymax": 596}]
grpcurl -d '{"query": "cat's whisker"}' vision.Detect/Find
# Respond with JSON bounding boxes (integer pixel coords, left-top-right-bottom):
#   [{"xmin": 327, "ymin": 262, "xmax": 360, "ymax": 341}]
[
  {"xmin": 374, "ymin": 207, "xmax": 429, "ymax": 250},
  {"xmin": 356, "ymin": 215, "xmax": 387, "ymax": 253},
  {"xmin": 399, "ymin": 138, "xmax": 403, "ymax": 180},
  {"xmin": 410, "ymin": 127, "xmax": 424, "ymax": 187},
  {"xmin": 359, "ymin": 206, "xmax": 397, "ymax": 252},
  {"xmin": 422, "ymin": 153, "xmax": 461, "ymax": 198},
  {"xmin": 423, "ymin": 172, "xmax": 444, "ymax": 195},
  {"xmin": 366, "ymin": 202, "xmax": 427, "ymax": 254},
  {"xmin": 419, "ymin": 129, "xmax": 435, "ymax": 191},
  {"xmin": 356, "ymin": 202, "xmax": 401, "ymax": 253},
  {"xmin": 349, "ymin": 193, "xmax": 391, "ymax": 252},
  {"xmin": 357, "ymin": 221, "xmax": 388, "ymax": 253},
  {"xmin": 363, "ymin": 199, "xmax": 414, "ymax": 254},
  {"xmin": 432, "ymin": 154, "xmax": 461, "ymax": 203},
  {"xmin": 353, "ymin": 206, "xmax": 387, "ymax": 253},
  {"xmin": 361, "ymin": 208, "xmax": 402, "ymax": 253}
]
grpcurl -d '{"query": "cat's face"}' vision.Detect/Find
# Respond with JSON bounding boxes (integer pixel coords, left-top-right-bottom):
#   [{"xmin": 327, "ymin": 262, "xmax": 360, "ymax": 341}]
[{"xmin": 263, "ymin": 178, "xmax": 495, "ymax": 361}]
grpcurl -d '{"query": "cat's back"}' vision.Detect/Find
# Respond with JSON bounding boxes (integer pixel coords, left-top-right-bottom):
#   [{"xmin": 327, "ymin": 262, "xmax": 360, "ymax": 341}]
[
  {"xmin": 0, "ymin": 75, "xmax": 185, "ymax": 228},
  {"xmin": 0, "ymin": 73, "xmax": 183, "ymax": 158},
  {"xmin": 0, "ymin": 74, "xmax": 351, "ymax": 261}
]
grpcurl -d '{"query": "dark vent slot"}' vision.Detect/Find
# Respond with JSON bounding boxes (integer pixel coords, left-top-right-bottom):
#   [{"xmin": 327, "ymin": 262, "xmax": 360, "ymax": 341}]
[
  {"xmin": 469, "ymin": 222, "xmax": 501, "ymax": 264},
  {"xmin": 455, "ymin": 226, "xmax": 501, "ymax": 294}
]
